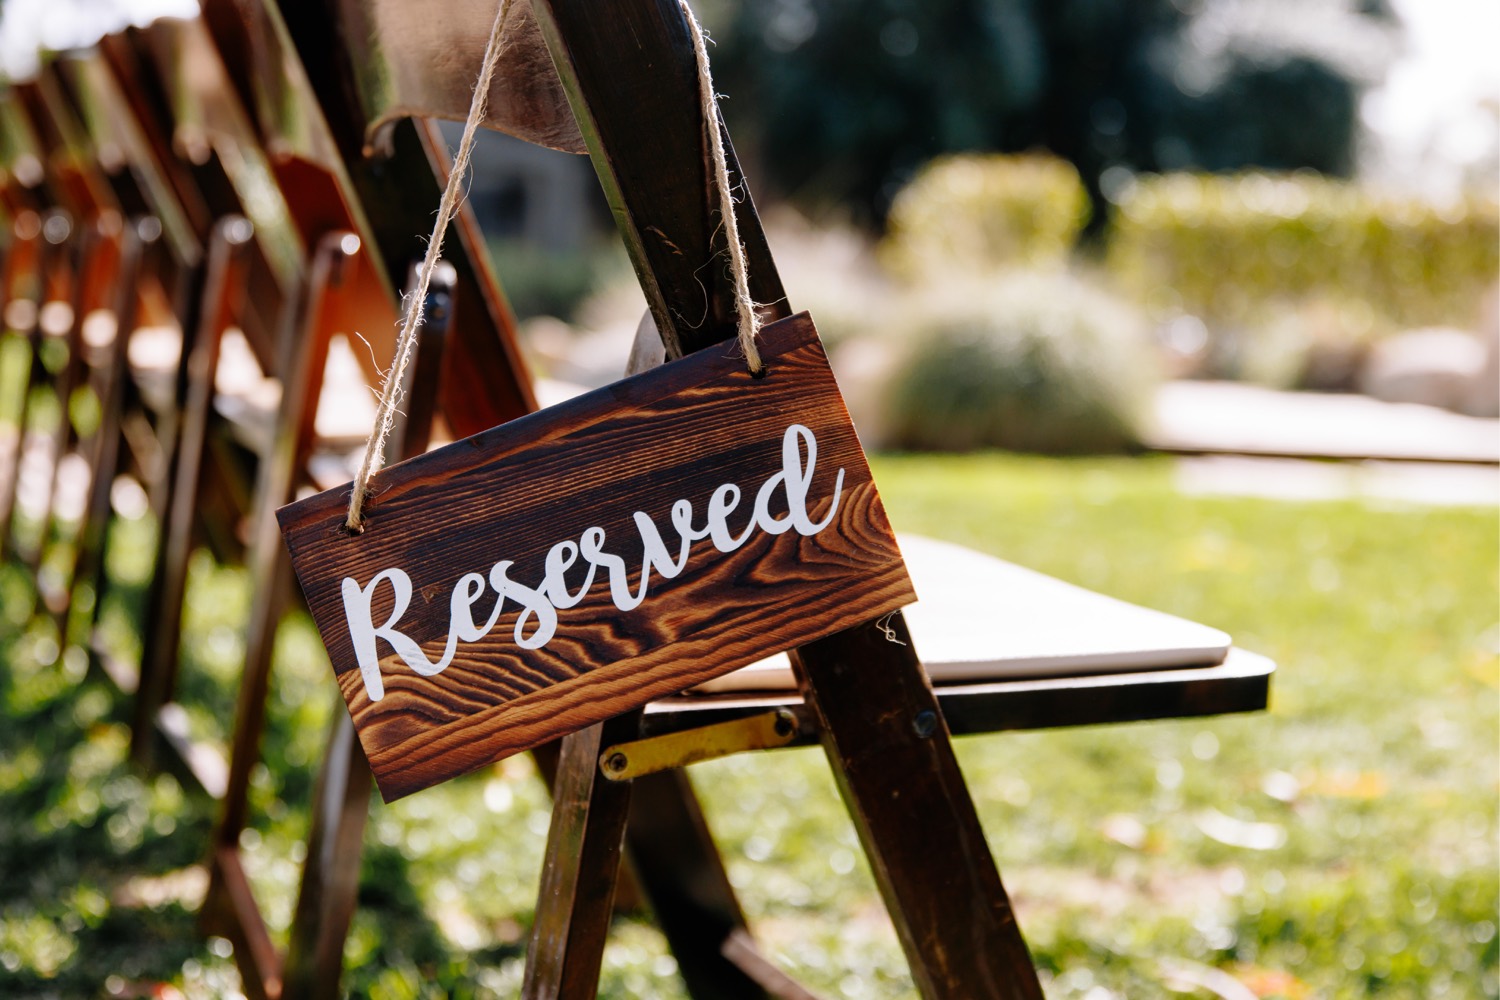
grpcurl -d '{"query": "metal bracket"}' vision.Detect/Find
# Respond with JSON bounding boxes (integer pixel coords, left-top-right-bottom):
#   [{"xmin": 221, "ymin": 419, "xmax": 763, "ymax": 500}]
[{"xmin": 599, "ymin": 708, "xmax": 800, "ymax": 782}]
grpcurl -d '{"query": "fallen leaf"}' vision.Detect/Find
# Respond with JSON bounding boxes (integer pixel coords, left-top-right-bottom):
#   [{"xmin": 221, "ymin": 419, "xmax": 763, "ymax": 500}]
[
  {"xmin": 1231, "ymin": 964, "xmax": 1314, "ymax": 999},
  {"xmin": 1195, "ymin": 808, "xmax": 1287, "ymax": 851},
  {"xmin": 1308, "ymin": 770, "xmax": 1387, "ymax": 799},
  {"xmin": 111, "ymin": 865, "xmax": 208, "ymax": 910},
  {"xmin": 1160, "ymin": 958, "xmax": 1257, "ymax": 1000},
  {"xmin": 1101, "ymin": 813, "xmax": 1148, "ymax": 850}
]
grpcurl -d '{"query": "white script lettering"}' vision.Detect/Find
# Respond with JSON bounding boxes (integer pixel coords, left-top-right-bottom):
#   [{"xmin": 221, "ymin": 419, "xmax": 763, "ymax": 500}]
[{"xmin": 340, "ymin": 424, "xmax": 845, "ymax": 700}]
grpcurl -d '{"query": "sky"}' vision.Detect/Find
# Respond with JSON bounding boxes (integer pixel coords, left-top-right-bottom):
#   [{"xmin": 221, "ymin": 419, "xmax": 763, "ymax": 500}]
[{"xmin": 1361, "ymin": 0, "xmax": 1500, "ymax": 195}]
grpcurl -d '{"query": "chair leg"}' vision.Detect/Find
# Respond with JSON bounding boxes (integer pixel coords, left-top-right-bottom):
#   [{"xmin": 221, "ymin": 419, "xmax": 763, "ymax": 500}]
[
  {"xmin": 47, "ymin": 223, "xmax": 145, "ymax": 636},
  {"xmin": 215, "ymin": 231, "xmax": 351, "ymax": 845},
  {"xmin": 203, "ymin": 843, "xmax": 283, "ymax": 1000},
  {"xmin": 37, "ymin": 224, "xmax": 118, "ymax": 601},
  {"xmin": 257, "ymin": 257, "xmax": 456, "ymax": 997},
  {"xmin": 626, "ymin": 770, "xmax": 809, "ymax": 1000},
  {"xmin": 522, "ymin": 711, "xmax": 641, "ymax": 1000},
  {"xmin": 790, "ymin": 613, "xmax": 1044, "ymax": 1000},
  {"xmin": 280, "ymin": 712, "xmax": 373, "ymax": 1000},
  {"xmin": 1, "ymin": 222, "xmax": 71, "ymax": 564},
  {"xmin": 0, "ymin": 321, "xmax": 47, "ymax": 563},
  {"xmin": 15, "ymin": 227, "xmax": 82, "ymax": 576},
  {"xmin": 0, "ymin": 225, "xmax": 39, "ymax": 534},
  {"xmin": 77, "ymin": 277, "xmax": 185, "ymax": 703},
  {"xmin": 132, "ymin": 219, "xmax": 250, "ymax": 767}
]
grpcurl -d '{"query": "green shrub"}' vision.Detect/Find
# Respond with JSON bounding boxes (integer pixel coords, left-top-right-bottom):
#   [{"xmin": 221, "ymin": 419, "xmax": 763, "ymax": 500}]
[
  {"xmin": 881, "ymin": 272, "xmax": 1155, "ymax": 454},
  {"xmin": 881, "ymin": 155, "xmax": 1091, "ymax": 280},
  {"xmin": 1108, "ymin": 172, "xmax": 1500, "ymax": 333}
]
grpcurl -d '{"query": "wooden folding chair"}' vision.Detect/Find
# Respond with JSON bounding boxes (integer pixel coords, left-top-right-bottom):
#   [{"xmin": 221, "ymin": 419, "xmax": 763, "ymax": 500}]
[
  {"xmin": 100, "ymin": 10, "xmax": 540, "ymax": 997},
  {"xmin": 0, "ymin": 208, "xmax": 46, "ymax": 560},
  {"xmin": 10, "ymin": 59, "xmax": 175, "ymax": 629},
  {"xmin": 0, "ymin": 93, "xmax": 83, "ymax": 570},
  {"xmin": 42, "ymin": 46, "xmax": 208, "ymax": 640},
  {"xmin": 11, "ymin": 39, "xmax": 270, "ymax": 800},
  {"xmin": 190, "ymin": 3, "xmax": 1034, "ymax": 997},
  {"xmin": 120, "ymin": 3, "xmax": 1271, "ymax": 997},
  {"xmin": 265, "ymin": 5, "xmax": 1270, "ymax": 998}
]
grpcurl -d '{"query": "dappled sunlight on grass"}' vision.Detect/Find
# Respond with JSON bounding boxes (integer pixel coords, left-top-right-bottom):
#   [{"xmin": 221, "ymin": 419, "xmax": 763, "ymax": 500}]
[
  {"xmin": 872, "ymin": 452, "xmax": 1498, "ymax": 996},
  {"xmin": 0, "ymin": 453, "xmax": 1494, "ymax": 997}
]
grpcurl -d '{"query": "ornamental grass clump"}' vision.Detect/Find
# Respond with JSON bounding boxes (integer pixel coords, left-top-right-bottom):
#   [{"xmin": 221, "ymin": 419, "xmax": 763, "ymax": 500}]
[{"xmin": 882, "ymin": 272, "xmax": 1156, "ymax": 454}]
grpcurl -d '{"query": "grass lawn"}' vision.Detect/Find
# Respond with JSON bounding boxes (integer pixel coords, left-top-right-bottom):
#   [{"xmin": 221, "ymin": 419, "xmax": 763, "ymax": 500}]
[{"xmin": 0, "ymin": 451, "xmax": 1495, "ymax": 999}]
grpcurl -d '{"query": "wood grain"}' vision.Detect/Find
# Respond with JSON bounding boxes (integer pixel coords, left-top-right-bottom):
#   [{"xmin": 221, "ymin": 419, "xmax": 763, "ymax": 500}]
[
  {"xmin": 280, "ymin": 314, "xmax": 913, "ymax": 800},
  {"xmin": 530, "ymin": 0, "xmax": 785, "ymax": 357}
]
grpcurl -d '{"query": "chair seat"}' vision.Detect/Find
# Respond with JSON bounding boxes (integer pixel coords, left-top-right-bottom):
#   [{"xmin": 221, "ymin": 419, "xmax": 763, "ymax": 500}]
[
  {"xmin": 125, "ymin": 323, "xmax": 184, "ymax": 413},
  {"xmin": 649, "ymin": 648, "xmax": 1272, "ymax": 740},
  {"xmin": 171, "ymin": 330, "xmax": 380, "ymax": 460},
  {"xmin": 692, "ymin": 534, "xmax": 1232, "ymax": 694}
]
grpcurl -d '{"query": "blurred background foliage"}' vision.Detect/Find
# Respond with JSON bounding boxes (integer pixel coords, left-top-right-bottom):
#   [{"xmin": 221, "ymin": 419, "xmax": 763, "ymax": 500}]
[
  {"xmin": 877, "ymin": 271, "xmax": 1155, "ymax": 454},
  {"xmin": 707, "ymin": 0, "xmax": 1399, "ymax": 225},
  {"xmin": 880, "ymin": 154, "xmax": 1092, "ymax": 277},
  {"xmin": 1108, "ymin": 172, "xmax": 1499, "ymax": 333},
  {"xmin": 497, "ymin": 0, "xmax": 1495, "ymax": 448},
  {"xmin": 0, "ymin": 0, "xmax": 1496, "ymax": 996}
]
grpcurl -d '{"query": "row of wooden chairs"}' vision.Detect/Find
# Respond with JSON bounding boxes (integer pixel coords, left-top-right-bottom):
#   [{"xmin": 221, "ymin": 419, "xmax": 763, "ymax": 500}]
[
  {"xmin": 0, "ymin": 8, "xmax": 533, "ymax": 997},
  {"xmin": 0, "ymin": 3, "xmax": 1270, "ymax": 998}
]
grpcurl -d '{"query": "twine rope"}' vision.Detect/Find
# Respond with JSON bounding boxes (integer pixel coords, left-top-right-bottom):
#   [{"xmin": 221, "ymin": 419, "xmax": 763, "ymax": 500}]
[
  {"xmin": 346, "ymin": 0, "xmax": 760, "ymax": 532},
  {"xmin": 345, "ymin": 0, "xmax": 514, "ymax": 533},
  {"xmin": 681, "ymin": 0, "xmax": 763, "ymax": 373}
]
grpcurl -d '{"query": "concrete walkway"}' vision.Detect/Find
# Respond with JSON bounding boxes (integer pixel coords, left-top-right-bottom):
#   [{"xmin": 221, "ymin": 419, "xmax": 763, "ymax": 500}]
[
  {"xmin": 1150, "ymin": 381, "xmax": 1499, "ymax": 506},
  {"xmin": 1149, "ymin": 380, "xmax": 1500, "ymax": 465},
  {"xmin": 1174, "ymin": 455, "xmax": 1498, "ymax": 507}
]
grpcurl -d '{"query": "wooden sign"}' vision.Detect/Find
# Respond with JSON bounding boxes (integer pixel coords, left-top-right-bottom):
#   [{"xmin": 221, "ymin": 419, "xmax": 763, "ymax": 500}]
[{"xmin": 279, "ymin": 313, "xmax": 914, "ymax": 800}]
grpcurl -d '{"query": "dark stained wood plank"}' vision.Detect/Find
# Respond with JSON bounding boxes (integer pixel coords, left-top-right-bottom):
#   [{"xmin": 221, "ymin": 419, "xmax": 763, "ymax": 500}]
[
  {"xmin": 54, "ymin": 50, "xmax": 203, "ymax": 270},
  {"xmin": 13, "ymin": 78, "xmax": 117, "ymax": 220},
  {"xmin": 66, "ymin": 223, "xmax": 151, "ymax": 637},
  {"xmin": 133, "ymin": 218, "xmax": 253, "ymax": 767},
  {"xmin": 37, "ymin": 216, "xmax": 122, "ymax": 598},
  {"xmin": 640, "ymin": 651, "xmax": 1275, "ymax": 741},
  {"xmin": 790, "ymin": 615, "xmax": 1044, "ymax": 1000},
  {"xmin": 530, "ymin": 0, "xmax": 788, "ymax": 356},
  {"xmin": 267, "ymin": 0, "xmax": 539, "ymax": 436},
  {"xmin": 197, "ymin": 0, "xmax": 403, "ymax": 384},
  {"xmin": 279, "ymin": 314, "xmax": 914, "ymax": 800},
  {"xmin": 0, "ymin": 215, "xmax": 72, "ymax": 562},
  {"xmin": 521, "ymin": 710, "xmax": 641, "ymax": 999},
  {"xmin": 527, "ymin": 4, "xmax": 1046, "ymax": 993},
  {"xmin": 98, "ymin": 28, "xmax": 283, "ymax": 367},
  {"xmin": 217, "ymin": 231, "xmax": 358, "ymax": 842},
  {"xmin": 94, "ymin": 33, "xmax": 215, "ymax": 247},
  {"xmin": 202, "ymin": 846, "xmax": 282, "ymax": 1000},
  {"xmin": 626, "ymin": 770, "xmax": 780, "ymax": 1000},
  {"xmin": 280, "ymin": 714, "xmax": 373, "ymax": 1000},
  {"xmin": 278, "ymin": 257, "xmax": 456, "ymax": 1000},
  {"xmin": 721, "ymin": 930, "xmax": 827, "ymax": 1000}
]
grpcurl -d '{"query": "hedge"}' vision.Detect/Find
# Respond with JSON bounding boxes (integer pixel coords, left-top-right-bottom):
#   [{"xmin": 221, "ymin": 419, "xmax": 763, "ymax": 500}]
[
  {"xmin": 1107, "ymin": 172, "xmax": 1499, "ymax": 332},
  {"xmin": 881, "ymin": 154, "xmax": 1091, "ymax": 279}
]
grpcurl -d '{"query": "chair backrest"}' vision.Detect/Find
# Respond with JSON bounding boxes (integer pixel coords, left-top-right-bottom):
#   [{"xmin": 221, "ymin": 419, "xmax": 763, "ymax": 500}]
[
  {"xmin": 274, "ymin": 0, "xmax": 584, "ymax": 156},
  {"xmin": 240, "ymin": 0, "xmax": 540, "ymax": 437},
  {"xmin": 58, "ymin": 49, "xmax": 203, "ymax": 275},
  {"xmin": 0, "ymin": 88, "xmax": 63, "ymax": 217},
  {"xmin": 13, "ymin": 73, "xmax": 118, "ymax": 224},
  {"xmin": 100, "ymin": 23, "xmax": 292, "ymax": 374}
]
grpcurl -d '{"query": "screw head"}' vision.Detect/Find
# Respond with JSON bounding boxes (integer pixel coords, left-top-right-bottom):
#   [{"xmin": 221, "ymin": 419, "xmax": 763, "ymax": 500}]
[
  {"xmin": 772, "ymin": 709, "xmax": 796, "ymax": 737},
  {"xmin": 912, "ymin": 710, "xmax": 938, "ymax": 739},
  {"xmin": 604, "ymin": 752, "xmax": 629, "ymax": 774}
]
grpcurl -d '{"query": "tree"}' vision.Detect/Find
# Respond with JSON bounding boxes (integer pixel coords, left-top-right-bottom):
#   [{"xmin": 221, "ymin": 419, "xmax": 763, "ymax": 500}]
[{"xmin": 712, "ymin": 0, "xmax": 1398, "ymax": 227}]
